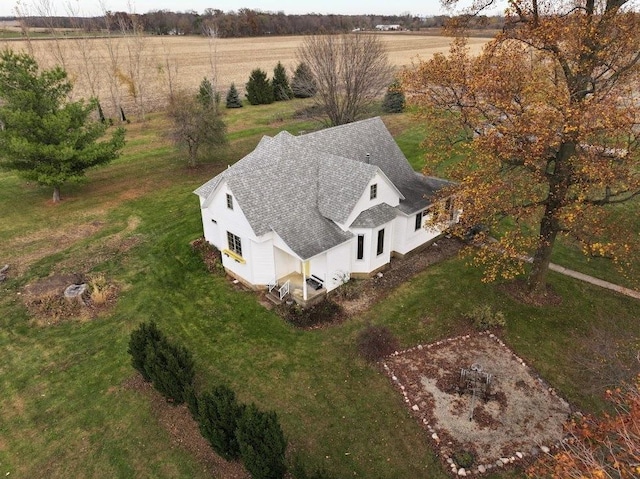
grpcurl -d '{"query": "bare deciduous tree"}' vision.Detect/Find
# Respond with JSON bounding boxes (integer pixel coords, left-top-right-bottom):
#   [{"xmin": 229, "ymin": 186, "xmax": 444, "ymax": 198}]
[{"xmin": 297, "ymin": 33, "xmax": 393, "ymax": 126}]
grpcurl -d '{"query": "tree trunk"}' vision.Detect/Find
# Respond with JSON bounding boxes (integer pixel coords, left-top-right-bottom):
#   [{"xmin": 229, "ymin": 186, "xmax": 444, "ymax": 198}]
[
  {"xmin": 52, "ymin": 186, "xmax": 61, "ymax": 203},
  {"xmin": 527, "ymin": 214, "xmax": 559, "ymax": 294},
  {"xmin": 527, "ymin": 142, "xmax": 574, "ymax": 294}
]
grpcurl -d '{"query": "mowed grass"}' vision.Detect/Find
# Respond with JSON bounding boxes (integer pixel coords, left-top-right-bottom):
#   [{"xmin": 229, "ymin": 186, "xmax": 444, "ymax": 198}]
[{"xmin": 0, "ymin": 101, "xmax": 639, "ymax": 478}]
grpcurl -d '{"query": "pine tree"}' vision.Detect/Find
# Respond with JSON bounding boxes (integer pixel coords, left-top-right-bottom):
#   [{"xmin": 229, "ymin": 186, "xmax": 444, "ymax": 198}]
[
  {"xmin": 272, "ymin": 62, "xmax": 292, "ymax": 101},
  {"xmin": 291, "ymin": 62, "xmax": 317, "ymax": 98},
  {"xmin": 225, "ymin": 83, "xmax": 243, "ymax": 108},
  {"xmin": 381, "ymin": 79, "xmax": 405, "ymax": 113},
  {"xmin": 0, "ymin": 49, "xmax": 125, "ymax": 202},
  {"xmin": 245, "ymin": 68, "xmax": 274, "ymax": 105},
  {"xmin": 197, "ymin": 77, "xmax": 215, "ymax": 108}
]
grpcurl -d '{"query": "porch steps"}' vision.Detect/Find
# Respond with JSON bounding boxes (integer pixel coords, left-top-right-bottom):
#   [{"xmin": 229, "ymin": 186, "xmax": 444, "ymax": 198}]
[{"xmin": 265, "ymin": 291, "xmax": 285, "ymax": 305}]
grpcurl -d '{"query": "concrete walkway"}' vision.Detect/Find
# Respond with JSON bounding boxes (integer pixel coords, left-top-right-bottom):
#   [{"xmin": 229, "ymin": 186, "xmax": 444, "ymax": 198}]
[{"xmin": 549, "ymin": 262, "xmax": 640, "ymax": 300}]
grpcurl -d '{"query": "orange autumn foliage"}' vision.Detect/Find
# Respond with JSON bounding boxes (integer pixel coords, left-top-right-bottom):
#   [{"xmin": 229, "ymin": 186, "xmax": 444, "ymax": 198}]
[
  {"xmin": 528, "ymin": 376, "xmax": 640, "ymax": 479},
  {"xmin": 402, "ymin": 1, "xmax": 640, "ymax": 294}
]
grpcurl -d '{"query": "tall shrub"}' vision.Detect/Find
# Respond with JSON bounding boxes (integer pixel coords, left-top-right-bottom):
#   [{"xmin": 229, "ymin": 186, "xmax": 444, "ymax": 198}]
[
  {"xmin": 272, "ymin": 61, "xmax": 292, "ymax": 101},
  {"xmin": 198, "ymin": 385, "xmax": 245, "ymax": 460},
  {"xmin": 381, "ymin": 79, "xmax": 405, "ymax": 113},
  {"xmin": 145, "ymin": 337, "xmax": 195, "ymax": 404},
  {"xmin": 128, "ymin": 321, "xmax": 163, "ymax": 381},
  {"xmin": 236, "ymin": 404, "xmax": 287, "ymax": 479},
  {"xmin": 127, "ymin": 321, "xmax": 195, "ymax": 404},
  {"xmin": 291, "ymin": 62, "xmax": 317, "ymax": 98},
  {"xmin": 246, "ymin": 68, "xmax": 274, "ymax": 105}
]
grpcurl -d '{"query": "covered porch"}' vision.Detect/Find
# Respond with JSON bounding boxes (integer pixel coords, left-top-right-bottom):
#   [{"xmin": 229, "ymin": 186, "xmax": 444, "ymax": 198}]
[{"xmin": 267, "ymin": 271, "xmax": 327, "ymax": 307}]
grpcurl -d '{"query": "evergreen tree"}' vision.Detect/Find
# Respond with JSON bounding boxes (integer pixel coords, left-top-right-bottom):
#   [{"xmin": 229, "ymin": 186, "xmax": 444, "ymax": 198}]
[
  {"xmin": 381, "ymin": 79, "xmax": 405, "ymax": 113},
  {"xmin": 291, "ymin": 62, "xmax": 317, "ymax": 99},
  {"xmin": 245, "ymin": 68, "xmax": 274, "ymax": 105},
  {"xmin": 198, "ymin": 385, "xmax": 245, "ymax": 460},
  {"xmin": 272, "ymin": 61, "xmax": 292, "ymax": 101},
  {"xmin": 0, "ymin": 49, "xmax": 125, "ymax": 202},
  {"xmin": 144, "ymin": 336, "xmax": 195, "ymax": 404},
  {"xmin": 225, "ymin": 83, "xmax": 243, "ymax": 108},
  {"xmin": 197, "ymin": 77, "xmax": 215, "ymax": 108},
  {"xmin": 128, "ymin": 321, "xmax": 164, "ymax": 382},
  {"xmin": 236, "ymin": 404, "xmax": 287, "ymax": 479}
]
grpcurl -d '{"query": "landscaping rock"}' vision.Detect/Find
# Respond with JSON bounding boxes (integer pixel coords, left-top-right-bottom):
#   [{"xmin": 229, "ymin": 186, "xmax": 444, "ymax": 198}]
[{"xmin": 64, "ymin": 283, "xmax": 87, "ymax": 302}]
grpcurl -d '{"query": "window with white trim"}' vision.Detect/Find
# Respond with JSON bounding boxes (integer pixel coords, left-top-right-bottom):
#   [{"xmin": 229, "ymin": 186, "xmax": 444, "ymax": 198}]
[
  {"xmin": 376, "ymin": 229, "xmax": 385, "ymax": 256},
  {"xmin": 370, "ymin": 183, "xmax": 377, "ymax": 200},
  {"xmin": 227, "ymin": 231, "xmax": 242, "ymax": 257},
  {"xmin": 415, "ymin": 211, "xmax": 423, "ymax": 231},
  {"xmin": 356, "ymin": 235, "xmax": 364, "ymax": 260},
  {"xmin": 226, "ymin": 193, "xmax": 233, "ymax": 210}
]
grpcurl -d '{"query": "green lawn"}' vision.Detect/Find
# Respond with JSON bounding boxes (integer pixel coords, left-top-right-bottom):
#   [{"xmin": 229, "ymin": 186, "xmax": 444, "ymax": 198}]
[{"xmin": 0, "ymin": 102, "xmax": 638, "ymax": 478}]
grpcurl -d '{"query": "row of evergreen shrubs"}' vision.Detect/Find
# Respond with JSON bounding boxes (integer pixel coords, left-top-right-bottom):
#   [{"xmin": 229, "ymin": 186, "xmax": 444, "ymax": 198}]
[
  {"xmin": 225, "ymin": 62, "xmax": 318, "ymax": 109},
  {"xmin": 226, "ymin": 60, "xmax": 405, "ymax": 114},
  {"xmin": 128, "ymin": 321, "xmax": 288, "ymax": 479}
]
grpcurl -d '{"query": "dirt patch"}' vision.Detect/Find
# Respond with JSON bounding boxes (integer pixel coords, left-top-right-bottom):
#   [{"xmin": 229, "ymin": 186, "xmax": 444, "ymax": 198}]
[
  {"xmin": 6, "ymin": 221, "xmax": 105, "ymax": 277},
  {"xmin": 4, "ymin": 215, "xmax": 143, "ymax": 280},
  {"xmin": 383, "ymin": 333, "xmax": 571, "ymax": 475},
  {"xmin": 22, "ymin": 273, "xmax": 119, "ymax": 326},
  {"xmin": 335, "ymin": 237, "xmax": 463, "ymax": 316},
  {"xmin": 123, "ymin": 375, "xmax": 249, "ymax": 479}
]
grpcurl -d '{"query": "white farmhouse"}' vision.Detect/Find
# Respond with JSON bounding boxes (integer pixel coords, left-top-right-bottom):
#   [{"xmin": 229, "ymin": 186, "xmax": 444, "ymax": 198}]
[{"xmin": 194, "ymin": 117, "xmax": 456, "ymax": 305}]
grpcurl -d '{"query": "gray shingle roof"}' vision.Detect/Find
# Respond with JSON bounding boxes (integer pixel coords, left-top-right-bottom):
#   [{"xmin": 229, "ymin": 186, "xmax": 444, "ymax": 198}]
[
  {"xmin": 351, "ymin": 203, "xmax": 398, "ymax": 228},
  {"xmin": 194, "ymin": 117, "xmax": 450, "ymax": 259}
]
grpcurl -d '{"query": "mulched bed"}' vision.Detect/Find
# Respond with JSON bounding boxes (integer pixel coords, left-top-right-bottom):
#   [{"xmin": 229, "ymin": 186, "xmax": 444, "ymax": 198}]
[
  {"xmin": 123, "ymin": 375, "xmax": 249, "ymax": 479},
  {"xmin": 335, "ymin": 236, "xmax": 464, "ymax": 316}
]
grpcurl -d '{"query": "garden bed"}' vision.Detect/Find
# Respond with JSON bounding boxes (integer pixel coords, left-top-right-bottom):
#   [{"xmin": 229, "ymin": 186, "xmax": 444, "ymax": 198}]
[{"xmin": 383, "ymin": 332, "xmax": 571, "ymax": 475}]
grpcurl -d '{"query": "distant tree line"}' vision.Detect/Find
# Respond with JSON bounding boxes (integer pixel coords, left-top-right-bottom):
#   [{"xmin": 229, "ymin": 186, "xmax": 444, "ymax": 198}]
[{"xmin": 17, "ymin": 10, "xmax": 504, "ymax": 37}]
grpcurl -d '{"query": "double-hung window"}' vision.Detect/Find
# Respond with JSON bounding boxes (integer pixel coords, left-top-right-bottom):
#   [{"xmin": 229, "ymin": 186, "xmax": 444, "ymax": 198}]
[
  {"xmin": 226, "ymin": 193, "xmax": 233, "ymax": 210},
  {"xmin": 370, "ymin": 184, "xmax": 378, "ymax": 200},
  {"xmin": 227, "ymin": 232, "xmax": 242, "ymax": 257},
  {"xmin": 415, "ymin": 211, "xmax": 423, "ymax": 231}
]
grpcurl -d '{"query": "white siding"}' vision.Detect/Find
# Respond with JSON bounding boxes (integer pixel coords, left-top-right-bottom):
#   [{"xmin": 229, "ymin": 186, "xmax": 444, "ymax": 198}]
[
  {"xmin": 202, "ymin": 181, "xmax": 265, "ymax": 285},
  {"xmin": 200, "ymin": 197, "xmax": 223, "ymax": 249},
  {"xmin": 325, "ymin": 242, "xmax": 353, "ymax": 291},
  {"xmin": 351, "ymin": 228, "xmax": 372, "ymax": 274},
  {"xmin": 349, "ymin": 220, "xmax": 394, "ymax": 274},
  {"xmin": 274, "ymin": 246, "xmax": 298, "ymax": 280},
  {"xmin": 393, "ymin": 211, "xmax": 442, "ymax": 256},
  {"xmin": 252, "ymin": 239, "xmax": 276, "ymax": 285},
  {"xmin": 369, "ymin": 222, "xmax": 393, "ymax": 272},
  {"xmin": 339, "ymin": 171, "xmax": 401, "ymax": 229}
]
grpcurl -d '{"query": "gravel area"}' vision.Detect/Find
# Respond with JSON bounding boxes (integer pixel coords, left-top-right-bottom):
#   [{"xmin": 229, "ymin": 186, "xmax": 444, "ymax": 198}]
[{"xmin": 383, "ymin": 333, "xmax": 571, "ymax": 475}]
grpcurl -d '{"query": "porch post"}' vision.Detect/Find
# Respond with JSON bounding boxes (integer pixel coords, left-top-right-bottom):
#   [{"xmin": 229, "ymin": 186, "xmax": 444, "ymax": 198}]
[{"xmin": 302, "ymin": 260, "xmax": 309, "ymax": 301}]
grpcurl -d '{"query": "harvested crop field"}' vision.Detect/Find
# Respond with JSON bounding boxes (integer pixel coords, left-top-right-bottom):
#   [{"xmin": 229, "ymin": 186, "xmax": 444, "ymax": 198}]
[{"xmin": 1, "ymin": 33, "xmax": 490, "ymax": 115}]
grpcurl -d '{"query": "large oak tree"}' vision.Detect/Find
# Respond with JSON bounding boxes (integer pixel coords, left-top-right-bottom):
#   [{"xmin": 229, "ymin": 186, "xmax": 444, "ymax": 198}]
[
  {"xmin": 403, "ymin": 0, "xmax": 640, "ymax": 294},
  {"xmin": 0, "ymin": 49, "xmax": 125, "ymax": 202}
]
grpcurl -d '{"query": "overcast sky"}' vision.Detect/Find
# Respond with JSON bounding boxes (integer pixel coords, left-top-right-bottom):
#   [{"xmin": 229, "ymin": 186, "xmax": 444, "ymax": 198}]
[{"xmin": 2, "ymin": 0, "xmax": 505, "ymax": 18}]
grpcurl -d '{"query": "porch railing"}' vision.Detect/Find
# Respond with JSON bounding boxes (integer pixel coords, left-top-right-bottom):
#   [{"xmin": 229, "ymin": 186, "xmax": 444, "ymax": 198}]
[{"xmin": 267, "ymin": 280, "xmax": 290, "ymax": 301}]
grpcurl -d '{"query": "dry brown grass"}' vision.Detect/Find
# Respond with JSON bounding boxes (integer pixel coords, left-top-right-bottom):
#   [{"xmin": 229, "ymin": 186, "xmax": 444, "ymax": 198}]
[{"xmin": 1, "ymin": 33, "xmax": 490, "ymax": 116}]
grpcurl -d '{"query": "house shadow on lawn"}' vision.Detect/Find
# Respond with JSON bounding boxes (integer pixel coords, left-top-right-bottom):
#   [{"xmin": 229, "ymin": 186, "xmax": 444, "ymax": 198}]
[{"xmin": 383, "ymin": 332, "xmax": 571, "ymax": 476}]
